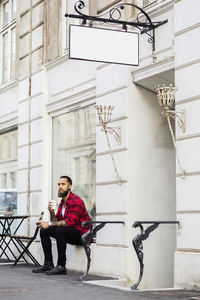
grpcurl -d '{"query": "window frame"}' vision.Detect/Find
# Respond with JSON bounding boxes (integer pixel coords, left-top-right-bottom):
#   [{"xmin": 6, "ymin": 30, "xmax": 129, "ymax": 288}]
[
  {"xmin": 0, "ymin": 127, "xmax": 18, "ymax": 212},
  {"xmin": 62, "ymin": 0, "xmax": 91, "ymax": 53},
  {"xmin": 96, "ymin": 0, "xmax": 122, "ymax": 15},
  {"xmin": 0, "ymin": 0, "xmax": 16, "ymax": 85},
  {"xmin": 50, "ymin": 99, "xmax": 96, "ymax": 215},
  {"xmin": 142, "ymin": 0, "xmax": 157, "ymax": 8}
]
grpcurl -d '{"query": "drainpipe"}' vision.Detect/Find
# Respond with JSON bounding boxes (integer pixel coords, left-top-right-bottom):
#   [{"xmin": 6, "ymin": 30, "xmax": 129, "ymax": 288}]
[{"xmin": 27, "ymin": 1, "xmax": 32, "ymax": 236}]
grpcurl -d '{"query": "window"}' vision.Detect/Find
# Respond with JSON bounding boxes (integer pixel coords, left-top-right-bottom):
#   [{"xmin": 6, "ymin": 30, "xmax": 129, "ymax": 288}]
[
  {"xmin": 62, "ymin": 0, "xmax": 72, "ymax": 51},
  {"xmin": 2, "ymin": 135, "xmax": 9, "ymax": 160},
  {"xmin": 3, "ymin": 2, "xmax": 9, "ymax": 26},
  {"xmin": 12, "ymin": 0, "xmax": 16, "ymax": 19},
  {"xmin": 96, "ymin": 0, "xmax": 121, "ymax": 14},
  {"xmin": 142, "ymin": 0, "xmax": 157, "ymax": 6},
  {"xmin": 62, "ymin": 0, "xmax": 90, "ymax": 52},
  {"xmin": 2, "ymin": 32, "xmax": 8, "ymax": 82},
  {"xmin": 11, "ymin": 27, "xmax": 16, "ymax": 78},
  {"xmin": 0, "ymin": 129, "xmax": 18, "ymax": 212},
  {"xmin": 52, "ymin": 105, "xmax": 96, "ymax": 216},
  {"xmin": 10, "ymin": 171, "xmax": 16, "ymax": 188},
  {"xmin": 84, "ymin": 109, "xmax": 90, "ymax": 137},
  {"xmin": 1, "ymin": 173, "xmax": 7, "ymax": 188},
  {"xmin": 0, "ymin": 0, "xmax": 16, "ymax": 84},
  {"xmin": 0, "ymin": 130, "xmax": 17, "ymax": 161}
]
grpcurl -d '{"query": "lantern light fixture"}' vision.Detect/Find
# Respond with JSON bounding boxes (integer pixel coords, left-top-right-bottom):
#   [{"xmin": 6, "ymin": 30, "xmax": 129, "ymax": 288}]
[
  {"xmin": 155, "ymin": 84, "xmax": 186, "ymax": 178},
  {"xmin": 96, "ymin": 105, "xmax": 122, "ymax": 185}
]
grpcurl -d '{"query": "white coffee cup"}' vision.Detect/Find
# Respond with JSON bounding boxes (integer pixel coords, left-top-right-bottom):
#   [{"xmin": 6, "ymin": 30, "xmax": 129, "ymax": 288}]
[{"xmin": 49, "ymin": 200, "xmax": 56, "ymax": 210}]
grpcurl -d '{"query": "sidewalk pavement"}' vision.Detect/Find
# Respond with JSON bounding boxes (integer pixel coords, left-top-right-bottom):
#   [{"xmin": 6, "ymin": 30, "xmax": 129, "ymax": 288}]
[{"xmin": 0, "ymin": 264, "xmax": 200, "ymax": 300}]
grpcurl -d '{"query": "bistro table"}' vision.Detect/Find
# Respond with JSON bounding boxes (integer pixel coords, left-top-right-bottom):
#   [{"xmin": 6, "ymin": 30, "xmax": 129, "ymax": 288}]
[{"xmin": 0, "ymin": 214, "xmax": 28, "ymax": 264}]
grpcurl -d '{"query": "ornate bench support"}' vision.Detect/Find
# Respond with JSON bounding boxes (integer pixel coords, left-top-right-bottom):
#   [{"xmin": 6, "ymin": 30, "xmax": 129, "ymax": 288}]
[
  {"xmin": 78, "ymin": 221, "xmax": 124, "ymax": 282},
  {"xmin": 131, "ymin": 221, "xmax": 179, "ymax": 290}
]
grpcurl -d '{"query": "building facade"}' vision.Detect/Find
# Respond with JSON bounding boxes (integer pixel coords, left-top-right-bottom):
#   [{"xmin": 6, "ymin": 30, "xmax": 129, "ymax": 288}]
[{"xmin": 0, "ymin": 0, "xmax": 199, "ymax": 290}]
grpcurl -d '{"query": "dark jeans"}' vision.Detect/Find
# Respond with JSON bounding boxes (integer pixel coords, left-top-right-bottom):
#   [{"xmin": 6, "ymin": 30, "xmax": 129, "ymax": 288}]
[{"xmin": 40, "ymin": 226, "xmax": 82, "ymax": 267}]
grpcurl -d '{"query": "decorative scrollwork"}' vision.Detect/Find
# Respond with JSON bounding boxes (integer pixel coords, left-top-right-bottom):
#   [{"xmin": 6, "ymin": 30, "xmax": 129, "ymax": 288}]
[
  {"xmin": 65, "ymin": 1, "xmax": 168, "ymax": 52},
  {"xmin": 74, "ymin": 0, "xmax": 86, "ymax": 16},
  {"xmin": 109, "ymin": 5, "xmax": 124, "ymax": 21},
  {"xmin": 74, "ymin": 1, "xmax": 153, "ymax": 29}
]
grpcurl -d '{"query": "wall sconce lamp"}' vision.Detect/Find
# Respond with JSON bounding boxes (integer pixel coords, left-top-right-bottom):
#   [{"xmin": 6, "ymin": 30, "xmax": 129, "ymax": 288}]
[
  {"xmin": 154, "ymin": 84, "xmax": 186, "ymax": 178},
  {"xmin": 96, "ymin": 105, "xmax": 122, "ymax": 185}
]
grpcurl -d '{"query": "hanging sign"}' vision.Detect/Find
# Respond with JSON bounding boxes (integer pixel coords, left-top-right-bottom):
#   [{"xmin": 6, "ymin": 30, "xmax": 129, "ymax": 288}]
[{"xmin": 69, "ymin": 25, "xmax": 139, "ymax": 66}]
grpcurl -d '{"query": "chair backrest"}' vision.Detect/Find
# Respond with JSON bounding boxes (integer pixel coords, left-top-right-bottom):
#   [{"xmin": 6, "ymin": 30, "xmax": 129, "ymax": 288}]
[
  {"xmin": 33, "ymin": 212, "xmax": 44, "ymax": 239},
  {"xmin": 0, "ymin": 211, "xmax": 14, "ymax": 216}
]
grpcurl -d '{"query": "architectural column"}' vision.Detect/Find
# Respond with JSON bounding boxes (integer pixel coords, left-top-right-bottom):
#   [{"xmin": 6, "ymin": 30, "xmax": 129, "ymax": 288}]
[
  {"xmin": 95, "ymin": 64, "xmax": 130, "ymax": 279},
  {"xmin": 17, "ymin": 0, "xmax": 47, "ymax": 244},
  {"xmin": 174, "ymin": 0, "xmax": 200, "ymax": 289}
]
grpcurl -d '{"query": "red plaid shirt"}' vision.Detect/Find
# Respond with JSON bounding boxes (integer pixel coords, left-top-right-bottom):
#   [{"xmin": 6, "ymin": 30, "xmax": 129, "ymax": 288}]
[{"xmin": 56, "ymin": 192, "xmax": 91, "ymax": 235}]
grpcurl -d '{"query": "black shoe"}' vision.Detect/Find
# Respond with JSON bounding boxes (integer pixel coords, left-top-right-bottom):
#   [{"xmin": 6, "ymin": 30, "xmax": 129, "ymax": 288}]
[
  {"xmin": 32, "ymin": 262, "xmax": 54, "ymax": 273},
  {"xmin": 46, "ymin": 265, "xmax": 67, "ymax": 275}
]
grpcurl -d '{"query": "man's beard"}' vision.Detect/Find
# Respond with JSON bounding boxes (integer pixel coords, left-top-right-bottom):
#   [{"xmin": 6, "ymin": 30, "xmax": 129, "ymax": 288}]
[{"xmin": 58, "ymin": 188, "xmax": 70, "ymax": 198}]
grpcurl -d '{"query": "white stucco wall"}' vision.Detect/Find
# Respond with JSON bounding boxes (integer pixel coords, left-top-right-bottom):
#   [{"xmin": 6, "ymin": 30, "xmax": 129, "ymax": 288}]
[
  {"xmin": 174, "ymin": 0, "xmax": 200, "ymax": 289},
  {"xmin": 3, "ymin": 0, "xmax": 198, "ymax": 291},
  {"xmin": 126, "ymin": 83, "xmax": 176, "ymax": 289}
]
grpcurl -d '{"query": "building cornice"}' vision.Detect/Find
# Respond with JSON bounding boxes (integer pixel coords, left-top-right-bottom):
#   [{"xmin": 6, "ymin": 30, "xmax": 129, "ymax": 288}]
[
  {"xmin": 133, "ymin": 56, "xmax": 174, "ymax": 83},
  {"xmin": 0, "ymin": 111, "xmax": 18, "ymax": 132},
  {"xmin": 44, "ymin": 51, "xmax": 69, "ymax": 70},
  {"xmin": 143, "ymin": 0, "xmax": 174, "ymax": 17},
  {"xmin": 0, "ymin": 80, "xmax": 18, "ymax": 94},
  {"xmin": 47, "ymin": 83, "xmax": 96, "ymax": 116}
]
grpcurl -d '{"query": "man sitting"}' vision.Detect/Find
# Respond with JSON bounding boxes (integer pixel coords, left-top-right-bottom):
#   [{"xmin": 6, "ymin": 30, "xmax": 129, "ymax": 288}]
[{"xmin": 32, "ymin": 175, "xmax": 91, "ymax": 275}]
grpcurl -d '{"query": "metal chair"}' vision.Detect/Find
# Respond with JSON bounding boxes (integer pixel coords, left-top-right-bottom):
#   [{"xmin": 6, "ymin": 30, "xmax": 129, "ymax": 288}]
[{"xmin": 10, "ymin": 212, "xmax": 44, "ymax": 267}]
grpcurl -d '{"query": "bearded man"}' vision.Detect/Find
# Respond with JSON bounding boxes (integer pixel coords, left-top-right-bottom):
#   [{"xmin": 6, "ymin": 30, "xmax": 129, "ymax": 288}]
[{"xmin": 32, "ymin": 176, "xmax": 91, "ymax": 275}]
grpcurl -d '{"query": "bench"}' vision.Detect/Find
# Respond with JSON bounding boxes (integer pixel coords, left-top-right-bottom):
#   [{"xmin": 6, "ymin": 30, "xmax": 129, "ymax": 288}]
[
  {"xmin": 78, "ymin": 220, "xmax": 125, "ymax": 281},
  {"xmin": 131, "ymin": 221, "xmax": 179, "ymax": 290}
]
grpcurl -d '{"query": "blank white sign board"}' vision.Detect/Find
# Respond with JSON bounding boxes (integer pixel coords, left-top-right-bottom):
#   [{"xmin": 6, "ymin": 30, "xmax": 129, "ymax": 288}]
[{"xmin": 69, "ymin": 25, "xmax": 139, "ymax": 66}]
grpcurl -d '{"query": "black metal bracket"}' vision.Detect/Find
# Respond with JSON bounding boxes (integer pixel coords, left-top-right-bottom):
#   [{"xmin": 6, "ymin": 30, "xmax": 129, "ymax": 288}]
[
  {"xmin": 65, "ymin": 1, "xmax": 168, "ymax": 52},
  {"xmin": 131, "ymin": 221, "xmax": 179, "ymax": 290}
]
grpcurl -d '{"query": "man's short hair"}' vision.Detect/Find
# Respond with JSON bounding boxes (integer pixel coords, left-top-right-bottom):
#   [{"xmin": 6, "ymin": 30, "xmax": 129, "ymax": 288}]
[{"xmin": 60, "ymin": 176, "xmax": 72, "ymax": 185}]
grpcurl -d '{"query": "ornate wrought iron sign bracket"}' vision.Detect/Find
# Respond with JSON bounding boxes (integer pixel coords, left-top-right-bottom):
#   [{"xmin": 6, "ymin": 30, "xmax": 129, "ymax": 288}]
[
  {"xmin": 132, "ymin": 221, "xmax": 179, "ymax": 290},
  {"xmin": 65, "ymin": 1, "xmax": 168, "ymax": 52}
]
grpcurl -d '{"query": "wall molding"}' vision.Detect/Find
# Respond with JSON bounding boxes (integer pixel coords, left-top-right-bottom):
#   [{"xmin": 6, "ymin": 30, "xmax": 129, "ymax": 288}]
[
  {"xmin": 177, "ymin": 210, "xmax": 200, "ymax": 214},
  {"xmin": 175, "ymin": 58, "xmax": 200, "ymax": 71},
  {"xmin": 133, "ymin": 57, "xmax": 174, "ymax": 83},
  {"xmin": 96, "ymin": 147, "xmax": 128, "ymax": 157},
  {"xmin": 96, "ymin": 179, "xmax": 128, "ymax": 186},
  {"xmin": 0, "ymin": 79, "xmax": 18, "ymax": 93},
  {"xmin": 0, "ymin": 111, "xmax": 18, "ymax": 132},
  {"xmin": 96, "ymin": 244, "xmax": 128, "ymax": 248},
  {"xmin": 96, "ymin": 212, "xmax": 127, "ymax": 216},
  {"xmin": 175, "ymin": 23, "xmax": 200, "ymax": 37},
  {"xmin": 47, "ymin": 83, "xmax": 96, "ymax": 116},
  {"xmin": 176, "ymin": 248, "xmax": 200, "ymax": 253},
  {"xmin": 177, "ymin": 171, "xmax": 200, "ymax": 178},
  {"xmin": 176, "ymin": 94, "xmax": 200, "ymax": 105},
  {"xmin": 177, "ymin": 132, "xmax": 200, "ymax": 142}
]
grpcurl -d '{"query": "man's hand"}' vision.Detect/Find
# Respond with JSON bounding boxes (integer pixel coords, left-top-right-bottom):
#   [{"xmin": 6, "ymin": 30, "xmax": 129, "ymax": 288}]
[
  {"xmin": 36, "ymin": 221, "xmax": 49, "ymax": 229},
  {"xmin": 48, "ymin": 202, "xmax": 54, "ymax": 213}
]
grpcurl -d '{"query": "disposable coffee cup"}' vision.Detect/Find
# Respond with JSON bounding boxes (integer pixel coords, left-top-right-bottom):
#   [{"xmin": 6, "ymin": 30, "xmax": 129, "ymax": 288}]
[{"xmin": 49, "ymin": 200, "xmax": 56, "ymax": 210}]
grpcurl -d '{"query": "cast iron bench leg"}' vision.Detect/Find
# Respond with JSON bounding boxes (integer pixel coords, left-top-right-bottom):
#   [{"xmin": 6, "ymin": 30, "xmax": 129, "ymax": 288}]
[
  {"xmin": 131, "ymin": 221, "xmax": 179, "ymax": 290},
  {"xmin": 77, "ymin": 221, "xmax": 124, "ymax": 282},
  {"xmin": 131, "ymin": 222, "xmax": 159, "ymax": 290},
  {"xmin": 77, "ymin": 222, "xmax": 106, "ymax": 281},
  {"xmin": 78, "ymin": 245, "xmax": 91, "ymax": 282}
]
